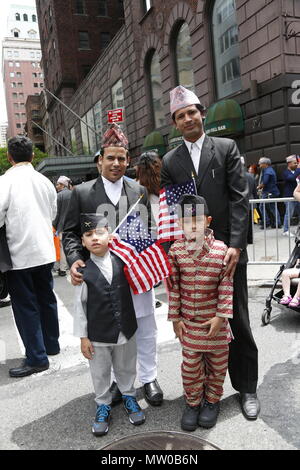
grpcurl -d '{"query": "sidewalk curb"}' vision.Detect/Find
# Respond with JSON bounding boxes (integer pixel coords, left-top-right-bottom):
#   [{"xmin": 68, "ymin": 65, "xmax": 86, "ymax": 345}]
[{"xmin": 248, "ymin": 280, "xmax": 282, "ymax": 288}]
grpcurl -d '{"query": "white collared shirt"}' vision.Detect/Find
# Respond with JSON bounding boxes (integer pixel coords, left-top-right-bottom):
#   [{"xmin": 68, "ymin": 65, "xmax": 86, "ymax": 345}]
[
  {"xmin": 0, "ymin": 163, "xmax": 57, "ymax": 270},
  {"xmin": 90, "ymin": 251, "xmax": 112, "ymax": 284},
  {"xmin": 101, "ymin": 175, "xmax": 123, "ymax": 206},
  {"xmin": 184, "ymin": 134, "xmax": 206, "ymax": 175}
]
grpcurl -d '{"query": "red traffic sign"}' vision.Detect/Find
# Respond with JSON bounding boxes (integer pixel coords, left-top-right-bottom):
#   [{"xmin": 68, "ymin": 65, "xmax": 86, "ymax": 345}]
[{"xmin": 107, "ymin": 108, "xmax": 124, "ymax": 123}]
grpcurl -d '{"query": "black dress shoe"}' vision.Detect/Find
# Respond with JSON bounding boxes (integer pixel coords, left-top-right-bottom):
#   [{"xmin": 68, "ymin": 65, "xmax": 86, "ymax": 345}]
[
  {"xmin": 143, "ymin": 379, "xmax": 163, "ymax": 406},
  {"xmin": 240, "ymin": 393, "xmax": 260, "ymax": 420},
  {"xmin": 198, "ymin": 400, "xmax": 220, "ymax": 428},
  {"xmin": 9, "ymin": 362, "xmax": 49, "ymax": 378},
  {"xmin": 109, "ymin": 381, "xmax": 122, "ymax": 406},
  {"xmin": 181, "ymin": 404, "xmax": 200, "ymax": 431}
]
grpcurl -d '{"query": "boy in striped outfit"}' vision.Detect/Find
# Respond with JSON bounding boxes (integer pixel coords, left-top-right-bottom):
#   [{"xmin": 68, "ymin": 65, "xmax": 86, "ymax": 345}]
[{"xmin": 167, "ymin": 194, "xmax": 233, "ymax": 431}]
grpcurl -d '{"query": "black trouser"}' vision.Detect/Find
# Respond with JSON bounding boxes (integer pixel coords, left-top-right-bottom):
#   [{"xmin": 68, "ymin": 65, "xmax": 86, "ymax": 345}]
[
  {"xmin": 7, "ymin": 263, "xmax": 60, "ymax": 367},
  {"xmin": 228, "ymin": 250, "xmax": 258, "ymax": 394}
]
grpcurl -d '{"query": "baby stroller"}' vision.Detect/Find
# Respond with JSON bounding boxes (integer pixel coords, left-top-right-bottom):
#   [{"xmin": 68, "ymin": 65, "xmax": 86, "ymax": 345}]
[{"xmin": 262, "ymin": 225, "xmax": 300, "ymax": 325}]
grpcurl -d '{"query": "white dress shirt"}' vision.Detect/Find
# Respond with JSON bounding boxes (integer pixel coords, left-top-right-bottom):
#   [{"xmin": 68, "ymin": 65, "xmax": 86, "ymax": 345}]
[
  {"xmin": 184, "ymin": 134, "xmax": 206, "ymax": 175},
  {"xmin": 73, "ymin": 251, "xmax": 155, "ymax": 342},
  {"xmin": 101, "ymin": 175, "xmax": 123, "ymax": 206},
  {"xmin": 0, "ymin": 163, "xmax": 57, "ymax": 270}
]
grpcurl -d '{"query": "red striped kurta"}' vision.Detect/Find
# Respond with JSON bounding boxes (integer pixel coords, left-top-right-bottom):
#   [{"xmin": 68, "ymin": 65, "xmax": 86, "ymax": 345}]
[{"xmin": 167, "ymin": 230, "xmax": 233, "ymax": 352}]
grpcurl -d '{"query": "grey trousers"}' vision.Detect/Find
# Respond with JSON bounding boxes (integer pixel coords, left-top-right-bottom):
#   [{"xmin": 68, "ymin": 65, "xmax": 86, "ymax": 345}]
[{"xmin": 89, "ymin": 334, "xmax": 137, "ymax": 406}]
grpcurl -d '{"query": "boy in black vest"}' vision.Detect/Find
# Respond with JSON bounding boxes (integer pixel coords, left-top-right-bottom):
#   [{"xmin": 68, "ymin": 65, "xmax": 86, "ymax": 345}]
[{"xmin": 73, "ymin": 213, "xmax": 145, "ymax": 436}]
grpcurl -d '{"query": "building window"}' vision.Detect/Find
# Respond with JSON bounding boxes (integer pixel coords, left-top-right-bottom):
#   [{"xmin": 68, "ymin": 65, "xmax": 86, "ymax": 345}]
[
  {"xmin": 15, "ymin": 13, "xmax": 20, "ymax": 21},
  {"xmin": 10, "ymin": 72, "xmax": 15, "ymax": 78},
  {"xmin": 98, "ymin": 0, "xmax": 108, "ymax": 16},
  {"xmin": 118, "ymin": 0, "xmax": 124, "ymax": 17},
  {"xmin": 9, "ymin": 62, "xmax": 13, "ymax": 67},
  {"xmin": 212, "ymin": 0, "xmax": 241, "ymax": 99},
  {"xmin": 12, "ymin": 93, "xmax": 18, "ymax": 98},
  {"xmin": 32, "ymin": 14, "xmax": 37, "ymax": 22},
  {"xmin": 78, "ymin": 31, "xmax": 90, "ymax": 49},
  {"xmin": 23, "ymin": 14, "xmax": 28, "ymax": 21},
  {"xmin": 82, "ymin": 65, "xmax": 91, "ymax": 77},
  {"xmin": 175, "ymin": 22, "xmax": 195, "ymax": 92},
  {"xmin": 15, "ymin": 62, "xmax": 20, "ymax": 67},
  {"xmin": 147, "ymin": 50, "xmax": 164, "ymax": 128},
  {"xmin": 14, "ymin": 51, "xmax": 19, "ymax": 57},
  {"xmin": 28, "ymin": 30, "xmax": 37, "ymax": 39},
  {"xmin": 80, "ymin": 100, "xmax": 102, "ymax": 154},
  {"xmin": 111, "ymin": 79, "xmax": 124, "ymax": 109},
  {"xmin": 143, "ymin": 0, "xmax": 152, "ymax": 14},
  {"xmin": 75, "ymin": 0, "xmax": 85, "ymax": 14},
  {"xmin": 17, "ymin": 82, "xmax": 23, "ymax": 87},
  {"xmin": 16, "ymin": 72, "xmax": 21, "ymax": 77},
  {"xmin": 13, "ymin": 30, "xmax": 19, "ymax": 38},
  {"xmin": 16, "ymin": 123, "xmax": 22, "ymax": 129},
  {"xmin": 100, "ymin": 32, "xmax": 111, "ymax": 49},
  {"xmin": 70, "ymin": 126, "xmax": 77, "ymax": 153}
]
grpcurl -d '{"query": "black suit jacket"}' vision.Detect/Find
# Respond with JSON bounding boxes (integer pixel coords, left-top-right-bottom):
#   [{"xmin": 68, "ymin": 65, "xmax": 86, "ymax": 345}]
[
  {"xmin": 52, "ymin": 188, "xmax": 72, "ymax": 233},
  {"xmin": 62, "ymin": 176, "xmax": 151, "ymax": 267},
  {"xmin": 161, "ymin": 136, "xmax": 249, "ymax": 250}
]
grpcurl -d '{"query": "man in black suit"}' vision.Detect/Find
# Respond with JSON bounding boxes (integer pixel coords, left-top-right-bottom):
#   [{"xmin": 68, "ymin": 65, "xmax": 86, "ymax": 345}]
[
  {"xmin": 161, "ymin": 86, "xmax": 260, "ymax": 420},
  {"xmin": 63, "ymin": 124, "xmax": 163, "ymax": 407}
]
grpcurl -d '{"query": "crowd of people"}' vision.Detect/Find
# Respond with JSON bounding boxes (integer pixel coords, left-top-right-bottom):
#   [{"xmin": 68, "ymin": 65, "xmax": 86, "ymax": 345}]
[
  {"xmin": 246, "ymin": 154, "xmax": 300, "ymax": 235},
  {"xmin": 4, "ymin": 84, "xmax": 300, "ymax": 438}
]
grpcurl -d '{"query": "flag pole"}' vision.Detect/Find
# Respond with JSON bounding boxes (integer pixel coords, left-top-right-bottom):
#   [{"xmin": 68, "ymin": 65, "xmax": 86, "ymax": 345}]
[
  {"xmin": 44, "ymin": 88, "xmax": 101, "ymax": 138},
  {"xmin": 112, "ymin": 194, "xmax": 144, "ymax": 234},
  {"xmin": 191, "ymin": 171, "xmax": 198, "ymax": 194},
  {"xmin": 31, "ymin": 120, "xmax": 76, "ymax": 156}
]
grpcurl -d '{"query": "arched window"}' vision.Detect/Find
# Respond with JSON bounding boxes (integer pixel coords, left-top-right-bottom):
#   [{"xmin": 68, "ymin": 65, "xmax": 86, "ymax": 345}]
[
  {"xmin": 15, "ymin": 13, "xmax": 20, "ymax": 21},
  {"xmin": 32, "ymin": 15, "xmax": 37, "ymax": 22},
  {"xmin": 23, "ymin": 14, "xmax": 28, "ymax": 21},
  {"xmin": 147, "ymin": 50, "xmax": 164, "ymax": 128},
  {"xmin": 175, "ymin": 23, "xmax": 195, "ymax": 92},
  {"xmin": 28, "ymin": 30, "xmax": 37, "ymax": 39},
  {"xmin": 211, "ymin": 0, "xmax": 241, "ymax": 99}
]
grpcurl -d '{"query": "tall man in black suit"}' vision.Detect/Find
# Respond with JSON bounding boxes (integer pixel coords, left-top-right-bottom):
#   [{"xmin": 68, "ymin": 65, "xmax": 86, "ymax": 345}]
[
  {"xmin": 63, "ymin": 124, "xmax": 163, "ymax": 407},
  {"xmin": 161, "ymin": 86, "xmax": 260, "ymax": 420}
]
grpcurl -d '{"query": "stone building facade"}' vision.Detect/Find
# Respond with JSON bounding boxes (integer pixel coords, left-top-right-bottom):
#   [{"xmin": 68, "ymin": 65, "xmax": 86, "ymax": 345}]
[{"xmin": 37, "ymin": 0, "xmax": 300, "ymax": 174}]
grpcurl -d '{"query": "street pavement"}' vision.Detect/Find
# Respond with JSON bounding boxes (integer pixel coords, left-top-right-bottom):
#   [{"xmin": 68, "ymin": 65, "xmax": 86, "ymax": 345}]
[{"xmin": 0, "ymin": 229, "xmax": 300, "ymax": 450}]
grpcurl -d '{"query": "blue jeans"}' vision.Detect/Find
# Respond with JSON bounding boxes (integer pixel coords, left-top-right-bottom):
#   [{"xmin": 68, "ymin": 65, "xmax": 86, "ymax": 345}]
[
  {"xmin": 283, "ymin": 201, "xmax": 300, "ymax": 232},
  {"xmin": 260, "ymin": 194, "xmax": 281, "ymax": 227},
  {"xmin": 7, "ymin": 263, "xmax": 60, "ymax": 366}
]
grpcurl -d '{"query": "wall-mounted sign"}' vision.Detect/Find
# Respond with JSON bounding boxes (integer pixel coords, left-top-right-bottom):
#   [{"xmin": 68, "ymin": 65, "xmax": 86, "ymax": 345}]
[{"xmin": 107, "ymin": 108, "xmax": 124, "ymax": 123}]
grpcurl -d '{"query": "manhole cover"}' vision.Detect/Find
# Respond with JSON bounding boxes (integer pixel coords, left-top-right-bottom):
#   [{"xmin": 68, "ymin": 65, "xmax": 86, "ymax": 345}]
[{"xmin": 100, "ymin": 431, "xmax": 220, "ymax": 451}]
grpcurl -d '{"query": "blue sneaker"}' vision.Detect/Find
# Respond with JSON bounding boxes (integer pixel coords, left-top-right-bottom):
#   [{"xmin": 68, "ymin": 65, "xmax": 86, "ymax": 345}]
[
  {"xmin": 92, "ymin": 404, "xmax": 111, "ymax": 436},
  {"xmin": 122, "ymin": 395, "xmax": 145, "ymax": 426}
]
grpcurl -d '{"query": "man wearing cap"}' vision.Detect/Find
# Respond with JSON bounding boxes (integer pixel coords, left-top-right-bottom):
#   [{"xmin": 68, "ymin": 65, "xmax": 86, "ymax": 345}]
[
  {"xmin": 0, "ymin": 136, "xmax": 60, "ymax": 377},
  {"xmin": 257, "ymin": 157, "xmax": 281, "ymax": 230},
  {"xmin": 53, "ymin": 176, "xmax": 72, "ymax": 276},
  {"xmin": 63, "ymin": 124, "xmax": 163, "ymax": 406},
  {"xmin": 161, "ymin": 86, "xmax": 260, "ymax": 420},
  {"xmin": 282, "ymin": 155, "xmax": 300, "ymax": 236}
]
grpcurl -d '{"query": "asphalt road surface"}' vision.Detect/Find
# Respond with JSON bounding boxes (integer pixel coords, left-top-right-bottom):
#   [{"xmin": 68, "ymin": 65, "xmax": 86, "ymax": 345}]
[{"xmin": 0, "ymin": 275, "xmax": 299, "ymax": 450}]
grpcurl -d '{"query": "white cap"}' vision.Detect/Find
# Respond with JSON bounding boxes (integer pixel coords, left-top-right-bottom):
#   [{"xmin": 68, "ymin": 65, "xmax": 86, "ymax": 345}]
[{"xmin": 57, "ymin": 175, "xmax": 70, "ymax": 186}]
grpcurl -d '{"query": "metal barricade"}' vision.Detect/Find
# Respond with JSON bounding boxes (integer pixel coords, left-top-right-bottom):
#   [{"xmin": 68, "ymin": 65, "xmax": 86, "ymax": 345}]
[{"xmin": 249, "ymin": 197, "xmax": 298, "ymax": 265}]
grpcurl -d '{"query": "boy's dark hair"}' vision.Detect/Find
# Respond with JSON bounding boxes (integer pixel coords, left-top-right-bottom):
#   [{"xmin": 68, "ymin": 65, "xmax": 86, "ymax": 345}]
[
  {"xmin": 172, "ymin": 103, "xmax": 206, "ymax": 122},
  {"xmin": 7, "ymin": 136, "xmax": 33, "ymax": 163},
  {"xmin": 176, "ymin": 194, "xmax": 210, "ymax": 218}
]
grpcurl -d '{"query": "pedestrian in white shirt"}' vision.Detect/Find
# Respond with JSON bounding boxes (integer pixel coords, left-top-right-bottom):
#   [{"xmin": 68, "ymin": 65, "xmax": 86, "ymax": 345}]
[{"xmin": 0, "ymin": 136, "xmax": 60, "ymax": 377}]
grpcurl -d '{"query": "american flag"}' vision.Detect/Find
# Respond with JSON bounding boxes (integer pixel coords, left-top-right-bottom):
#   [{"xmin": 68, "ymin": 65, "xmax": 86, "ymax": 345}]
[
  {"xmin": 158, "ymin": 180, "xmax": 197, "ymax": 241},
  {"xmin": 109, "ymin": 213, "xmax": 172, "ymax": 294}
]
